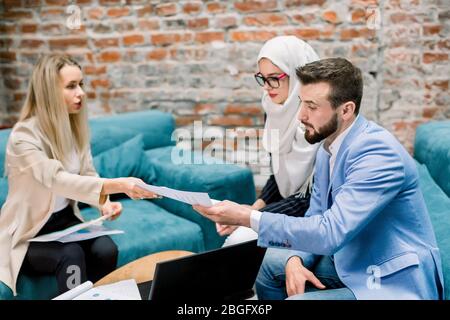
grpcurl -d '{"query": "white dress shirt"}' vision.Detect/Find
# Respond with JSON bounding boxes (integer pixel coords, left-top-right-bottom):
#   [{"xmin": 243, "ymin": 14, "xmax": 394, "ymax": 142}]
[{"xmin": 53, "ymin": 148, "xmax": 80, "ymax": 212}]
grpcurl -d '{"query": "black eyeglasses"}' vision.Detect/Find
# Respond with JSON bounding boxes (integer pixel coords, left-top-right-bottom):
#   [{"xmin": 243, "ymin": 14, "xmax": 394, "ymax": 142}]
[{"xmin": 254, "ymin": 72, "xmax": 288, "ymax": 89}]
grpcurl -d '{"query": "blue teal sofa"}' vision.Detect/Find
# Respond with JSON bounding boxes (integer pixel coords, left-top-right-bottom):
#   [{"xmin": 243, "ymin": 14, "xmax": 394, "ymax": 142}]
[
  {"xmin": 414, "ymin": 120, "xmax": 450, "ymax": 300},
  {"xmin": 0, "ymin": 110, "xmax": 256, "ymax": 299}
]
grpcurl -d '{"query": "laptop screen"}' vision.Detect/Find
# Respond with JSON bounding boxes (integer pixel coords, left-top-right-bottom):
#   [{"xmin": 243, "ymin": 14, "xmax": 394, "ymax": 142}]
[{"xmin": 148, "ymin": 240, "xmax": 266, "ymax": 300}]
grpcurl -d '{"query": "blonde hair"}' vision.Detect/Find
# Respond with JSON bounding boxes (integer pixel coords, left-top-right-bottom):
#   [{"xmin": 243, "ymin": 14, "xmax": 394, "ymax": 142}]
[{"xmin": 19, "ymin": 54, "xmax": 90, "ymax": 167}]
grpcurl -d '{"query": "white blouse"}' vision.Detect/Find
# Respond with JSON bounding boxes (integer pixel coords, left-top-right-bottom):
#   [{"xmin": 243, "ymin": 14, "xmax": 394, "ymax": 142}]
[{"xmin": 53, "ymin": 148, "xmax": 81, "ymax": 212}]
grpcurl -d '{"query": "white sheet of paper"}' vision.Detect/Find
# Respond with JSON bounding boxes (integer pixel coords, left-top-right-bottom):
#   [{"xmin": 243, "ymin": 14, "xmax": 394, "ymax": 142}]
[
  {"xmin": 94, "ymin": 279, "xmax": 141, "ymax": 300},
  {"xmin": 137, "ymin": 182, "xmax": 214, "ymax": 207},
  {"xmin": 52, "ymin": 281, "xmax": 94, "ymax": 300},
  {"xmin": 52, "ymin": 279, "xmax": 141, "ymax": 300},
  {"xmin": 29, "ymin": 215, "xmax": 120, "ymax": 243},
  {"xmin": 57, "ymin": 225, "xmax": 124, "ymax": 243}
]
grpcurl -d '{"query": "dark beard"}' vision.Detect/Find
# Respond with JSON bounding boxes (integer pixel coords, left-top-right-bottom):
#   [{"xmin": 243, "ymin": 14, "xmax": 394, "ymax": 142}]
[{"xmin": 304, "ymin": 113, "xmax": 338, "ymax": 144}]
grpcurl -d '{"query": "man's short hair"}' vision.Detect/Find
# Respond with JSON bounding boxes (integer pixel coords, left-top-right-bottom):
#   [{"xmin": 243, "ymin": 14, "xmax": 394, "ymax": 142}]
[{"xmin": 296, "ymin": 58, "xmax": 363, "ymax": 114}]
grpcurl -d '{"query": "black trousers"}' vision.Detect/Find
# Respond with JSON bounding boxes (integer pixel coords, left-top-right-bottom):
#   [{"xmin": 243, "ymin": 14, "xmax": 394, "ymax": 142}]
[{"xmin": 21, "ymin": 205, "xmax": 118, "ymax": 294}]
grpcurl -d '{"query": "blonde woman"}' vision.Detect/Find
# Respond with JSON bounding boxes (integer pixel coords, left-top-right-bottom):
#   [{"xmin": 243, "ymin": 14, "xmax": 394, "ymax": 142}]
[{"xmin": 0, "ymin": 54, "xmax": 157, "ymax": 296}]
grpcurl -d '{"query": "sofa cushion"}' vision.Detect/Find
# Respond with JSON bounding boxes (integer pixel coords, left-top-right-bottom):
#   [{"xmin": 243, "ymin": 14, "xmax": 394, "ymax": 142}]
[
  {"xmin": 0, "ymin": 128, "xmax": 11, "ymax": 178},
  {"xmin": 90, "ymin": 127, "xmax": 137, "ymax": 157},
  {"xmin": 145, "ymin": 146, "xmax": 256, "ymax": 250},
  {"xmin": 414, "ymin": 121, "xmax": 450, "ymax": 197},
  {"xmin": 0, "ymin": 177, "xmax": 8, "ymax": 207},
  {"xmin": 416, "ymin": 161, "xmax": 450, "ymax": 299},
  {"xmin": 93, "ymin": 134, "xmax": 155, "ymax": 183},
  {"xmin": 89, "ymin": 110, "xmax": 175, "ymax": 153},
  {"xmin": 80, "ymin": 199, "xmax": 205, "ymax": 267}
]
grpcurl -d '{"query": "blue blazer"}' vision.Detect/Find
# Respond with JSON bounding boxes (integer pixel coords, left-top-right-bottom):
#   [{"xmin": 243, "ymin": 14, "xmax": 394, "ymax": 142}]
[{"xmin": 258, "ymin": 116, "xmax": 444, "ymax": 299}]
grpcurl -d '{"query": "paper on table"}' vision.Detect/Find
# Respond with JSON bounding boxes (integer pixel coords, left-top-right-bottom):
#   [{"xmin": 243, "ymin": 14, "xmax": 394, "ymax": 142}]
[
  {"xmin": 52, "ymin": 279, "xmax": 141, "ymax": 300},
  {"xmin": 29, "ymin": 215, "xmax": 121, "ymax": 243},
  {"xmin": 137, "ymin": 182, "xmax": 214, "ymax": 207},
  {"xmin": 92, "ymin": 279, "xmax": 141, "ymax": 300},
  {"xmin": 52, "ymin": 281, "xmax": 94, "ymax": 300}
]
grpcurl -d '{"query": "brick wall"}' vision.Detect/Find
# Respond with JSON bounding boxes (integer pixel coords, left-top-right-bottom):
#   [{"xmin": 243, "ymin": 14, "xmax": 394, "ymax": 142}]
[{"xmin": 1, "ymin": 0, "xmax": 449, "ymax": 191}]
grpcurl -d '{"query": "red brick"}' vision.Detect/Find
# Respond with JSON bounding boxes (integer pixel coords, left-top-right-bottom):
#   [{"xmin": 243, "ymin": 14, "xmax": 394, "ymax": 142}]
[
  {"xmin": 340, "ymin": 28, "xmax": 376, "ymax": 40},
  {"xmin": 188, "ymin": 18, "xmax": 209, "ymax": 29},
  {"xmin": 285, "ymin": 0, "xmax": 326, "ymax": 7},
  {"xmin": 243, "ymin": 13, "xmax": 289, "ymax": 26},
  {"xmin": 176, "ymin": 115, "xmax": 202, "ymax": 126},
  {"xmin": 88, "ymin": 8, "xmax": 103, "ymax": 20},
  {"xmin": 194, "ymin": 103, "xmax": 217, "ymax": 114},
  {"xmin": 49, "ymin": 38, "xmax": 87, "ymax": 49},
  {"xmin": 107, "ymin": 7, "xmax": 130, "ymax": 18},
  {"xmin": 98, "ymin": 51, "xmax": 121, "ymax": 63},
  {"xmin": 20, "ymin": 39, "xmax": 46, "ymax": 48},
  {"xmin": 76, "ymin": 0, "xmax": 93, "ymax": 4},
  {"xmin": 123, "ymin": 34, "xmax": 145, "ymax": 46},
  {"xmin": 351, "ymin": 0, "xmax": 378, "ymax": 5},
  {"xmin": 91, "ymin": 79, "xmax": 110, "ymax": 89},
  {"xmin": 20, "ymin": 24, "xmax": 38, "ymax": 33},
  {"xmin": 84, "ymin": 65, "xmax": 107, "ymax": 75},
  {"xmin": 1, "ymin": 10, "xmax": 33, "ymax": 19},
  {"xmin": 41, "ymin": 23, "xmax": 62, "ymax": 34},
  {"xmin": 4, "ymin": 77, "xmax": 21, "ymax": 90},
  {"xmin": 147, "ymin": 48, "xmax": 167, "ymax": 60},
  {"xmin": 138, "ymin": 19, "xmax": 160, "ymax": 30},
  {"xmin": 351, "ymin": 8, "xmax": 366, "ymax": 23},
  {"xmin": 156, "ymin": 3, "xmax": 178, "ymax": 16},
  {"xmin": 423, "ymin": 25, "xmax": 442, "ymax": 36},
  {"xmin": 195, "ymin": 31, "xmax": 224, "ymax": 43},
  {"xmin": 234, "ymin": 0, "xmax": 277, "ymax": 12},
  {"xmin": 87, "ymin": 91, "xmax": 96, "ymax": 99},
  {"xmin": 183, "ymin": 2, "xmax": 202, "ymax": 14},
  {"xmin": 291, "ymin": 13, "xmax": 317, "ymax": 24},
  {"xmin": 422, "ymin": 107, "xmax": 439, "ymax": 118},
  {"xmin": 322, "ymin": 11, "xmax": 340, "ymax": 24},
  {"xmin": 24, "ymin": 0, "xmax": 41, "ymax": 5},
  {"xmin": 3, "ymin": 0, "xmax": 21, "ymax": 10},
  {"xmin": 206, "ymin": 2, "xmax": 226, "ymax": 13},
  {"xmin": 425, "ymin": 80, "xmax": 448, "ymax": 91},
  {"xmin": 230, "ymin": 31, "xmax": 277, "ymax": 42},
  {"xmin": 209, "ymin": 116, "xmax": 254, "ymax": 127},
  {"xmin": 137, "ymin": 5, "xmax": 153, "ymax": 17},
  {"xmin": 99, "ymin": 0, "xmax": 122, "ymax": 5},
  {"xmin": 320, "ymin": 25, "xmax": 335, "ymax": 39},
  {"xmin": 45, "ymin": 0, "xmax": 68, "ymax": 5},
  {"xmin": 93, "ymin": 37, "xmax": 119, "ymax": 48},
  {"xmin": 0, "ymin": 24, "xmax": 16, "ymax": 34},
  {"xmin": 423, "ymin": 52, "xmax": 448, "ymax": 63},
  {"xmin": 284, "ymin": 28, "xmax": 320, "ymax": 40},
  {"xmin": 151, "ymin": 33, "xmax": 192, "ymax": 46},
  {"xmin": 41, "ymin": 8, "xmax": 64, "ymax": 18},
  {"xmin": 14, "ymin": 92, "xmax": 26, "ymax": 102},
  {"xmin": 224, "ymin": 104, "xmax": 262, "ymax": 115}
]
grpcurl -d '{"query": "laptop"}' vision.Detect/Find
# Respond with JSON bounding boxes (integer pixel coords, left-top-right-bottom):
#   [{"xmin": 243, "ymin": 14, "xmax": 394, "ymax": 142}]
[{"xmin": 137, "ymin": 240, "xmax": 266, "ymax": 300}]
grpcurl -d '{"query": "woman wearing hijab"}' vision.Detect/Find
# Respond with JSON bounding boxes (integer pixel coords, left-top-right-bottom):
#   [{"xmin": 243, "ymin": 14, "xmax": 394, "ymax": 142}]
[{"xmin": 217, "ymin": 36, "xmax": 321, "ymax": 246}]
